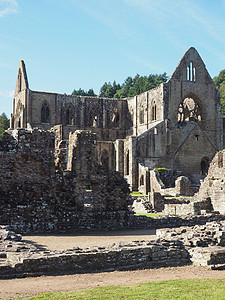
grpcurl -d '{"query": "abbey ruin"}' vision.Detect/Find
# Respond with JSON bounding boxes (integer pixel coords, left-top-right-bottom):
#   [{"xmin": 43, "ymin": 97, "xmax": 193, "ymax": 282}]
[
  {"xmin": 0, "ymin": 47, "xmax": 225, "ymax": 277},
  {"xmin": 5, "ymin": 47, "xmax": 224, "ymax": 216}
]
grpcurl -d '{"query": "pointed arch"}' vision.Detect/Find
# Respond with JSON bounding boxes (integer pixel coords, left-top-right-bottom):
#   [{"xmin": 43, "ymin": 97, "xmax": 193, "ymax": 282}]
[
  {"xmin": 41, "ymin": 101, "xmax": 50, "ymax": 123},
  {"xmin": 139, "ymin": 107, "xmax": 144, "ymax": 124},
  {"xmin": 178, "ymin": 95, "xmax": 202, "ymax": 125},
  {"xmin": 151, "ymin": 101, "xmax": 157, "ymax": 121},
  {"xmin": 112, "ymin": 111, "xmax": 120, "ymax": 128},
  {"xmin": 65, "ymin": 103, "xmax": 75, "ymax": 125}
]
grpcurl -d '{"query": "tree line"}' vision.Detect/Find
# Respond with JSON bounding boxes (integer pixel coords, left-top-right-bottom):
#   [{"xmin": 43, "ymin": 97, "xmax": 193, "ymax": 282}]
[
  {"xmin": 213, "ymin": 70, "xmax": 225, "ymax": 116},
  {"xmin": 72, "ymin": 73, "xmax": 168, "ymax": 98},
  {"xmin": 72, "ymin": 70, "xmax": 225, "ymax": 117},
  {"xmin": 0, "ymin": 113, "xmax": 10, "ymax": 139}
]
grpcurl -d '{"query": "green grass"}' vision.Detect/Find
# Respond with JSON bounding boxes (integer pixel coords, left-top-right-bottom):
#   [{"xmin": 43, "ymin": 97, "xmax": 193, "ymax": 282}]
[
  {"xmin": 130, "ymin": 191, "xmax": 148, "ymax": 197},
  {"xmin": 135, "ymin": 213, "xmax": 164, "ymax": 217},
  {"xmin": 154, "ymin": 167, "xmax": 166, "ymax": 173},
  {"xmin": 28, "ymin": 278, "xmax": 225, "ymax": 299}
]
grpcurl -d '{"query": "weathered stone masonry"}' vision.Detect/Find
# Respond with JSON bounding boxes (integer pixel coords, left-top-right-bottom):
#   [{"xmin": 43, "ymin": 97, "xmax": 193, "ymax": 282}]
[
  {"xmin": 11, "ymin": 47, "xmax": 224, "ymax": 195},
  {"xmin": 0, "ymin": 128, "xmax": 131, "ymax": 232}
]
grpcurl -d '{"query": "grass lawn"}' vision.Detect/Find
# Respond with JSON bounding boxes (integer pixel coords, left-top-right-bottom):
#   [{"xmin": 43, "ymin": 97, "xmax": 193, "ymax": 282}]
[
  {"xmin": 130, "ymin": 191, "xmax": 148, "ymax": 197},
  {"xmin": 28, "ymin": 278, "xmax": 225, "ymax": 299},
  {"xmin": 135, "ymin": 213, "xmax": 164, "ymax": 217}
]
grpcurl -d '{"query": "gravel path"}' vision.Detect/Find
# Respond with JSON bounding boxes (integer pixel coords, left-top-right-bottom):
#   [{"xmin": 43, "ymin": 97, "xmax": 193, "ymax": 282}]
[{"xmin": 1, "ymin": 229, "xmax": 225, "ymax": 299}]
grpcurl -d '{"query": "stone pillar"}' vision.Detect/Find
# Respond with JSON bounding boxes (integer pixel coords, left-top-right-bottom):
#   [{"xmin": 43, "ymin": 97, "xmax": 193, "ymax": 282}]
[
  {"xmin": 115, "ymin": 139, "xmax": 124, "ymax": 174},
  {"xmin": 149, "ymin": 192, "xmax": 164, "ymax": 212},
  {"xmin": 129, "ymin": 136, "xmax": 138, "ymax": 191},
  {"xmin": 175, "ymin": 176, "xmax": 191, "ymax": 196}
]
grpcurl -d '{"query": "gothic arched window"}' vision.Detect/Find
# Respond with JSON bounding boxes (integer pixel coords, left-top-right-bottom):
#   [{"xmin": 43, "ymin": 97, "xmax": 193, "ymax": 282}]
[
  {"xmin": 178, "ymin": 97, "xmax": 201, "ymax": 125},
  {"xmin": 41, "ymin": 102, "xmax": 50, "ymax": 123},
  {"xmin": 112, "ymin": 111, "xmax": 120, "ymax": 128},
  {"xmin": 66, "ymin": 104, "xmax": 75, "ymax": 125},
  {"xmin": 139, "ymin": 108, "xmax": 144, "ymax": 124},
  {"xmin": 152, "ymin": 102, "xmax": 157, "ymax": 121}
]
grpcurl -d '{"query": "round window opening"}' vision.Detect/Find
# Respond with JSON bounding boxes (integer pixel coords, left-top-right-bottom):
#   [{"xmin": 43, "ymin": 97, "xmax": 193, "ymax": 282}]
[{"xmin": 178, "ymin": 97, "xmax": 202, "ymax": 126}]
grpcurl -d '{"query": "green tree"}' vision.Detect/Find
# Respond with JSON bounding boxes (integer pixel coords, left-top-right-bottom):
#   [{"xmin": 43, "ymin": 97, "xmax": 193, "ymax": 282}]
[
  {"xmin": 213, "ymin": 70, "xmax": 225, "ymax": 116},
  {"xmin": 0, "ymin": 113, "xmax": 10, "ymax": 139},
  {"xmin": 72, "ymin": 88, "xmax": 96, "ymax": 96},
  {"xmin": 219, "ymin": 81, "xmax": 225, "ymax": 116}
]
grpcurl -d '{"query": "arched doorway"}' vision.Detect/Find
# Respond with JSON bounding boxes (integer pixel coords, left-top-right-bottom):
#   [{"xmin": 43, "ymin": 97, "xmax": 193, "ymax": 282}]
[
  {"xmin": 100, "ymin": 149, "xmax": 109, "ymax": 170},
  {"xmin": 200, "ymin": 157, "xmax": 209, "ymax": 175}
]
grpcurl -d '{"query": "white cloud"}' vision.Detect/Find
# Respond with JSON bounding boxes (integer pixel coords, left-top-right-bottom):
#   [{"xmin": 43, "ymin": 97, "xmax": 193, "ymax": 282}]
[{"xmin": 0, "ymin": 0, "xmax": 18, "ymax": 18}]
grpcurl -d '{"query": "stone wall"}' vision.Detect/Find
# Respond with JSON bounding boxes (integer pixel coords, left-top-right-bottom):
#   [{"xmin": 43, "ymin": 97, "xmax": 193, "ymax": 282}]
[
  {"xmin": 0, "ymin": 227, "xmax": 190, "ymax": 278},
  {"xmin": 0, "ymin": 129, "xmax": 131, "ymax": 232},
  {"xmin": 193, "ymin": 149, "xmax": 225, "ymax": 213}
]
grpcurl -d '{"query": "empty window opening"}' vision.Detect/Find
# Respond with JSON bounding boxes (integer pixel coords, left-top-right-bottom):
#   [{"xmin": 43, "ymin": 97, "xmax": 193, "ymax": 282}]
[
  {"xmin": 178, "ymin": 97, "xmax": 202, "ymax": 125},
  {"xmin": 66, "ymin": 104, "xmax": 75, "ymax": 125},
  {"xmin": 200, "ymin": 157, "xmax": 209, "ymax": 175},
  {"xmin": 187, "ymin": 67, "xmax": 190, "ymax": 81},
  {"xmin": 92, "ymin": 115, "xmax": 98, "ymax": 127},
  {"xmin": 140, "ymin": 175, "xmax": 144, "ymax": 186},
  {"xmin": 139, "ymin": 108, "xmax": 144, "ymax": 124},
  {"xmin": 112, "ymin": 112, "xmax": 120, "ymax": 128},
  {"xmin": 152, "ymin": 103, "xmax": 157, "ymax": 121},
  {"xmin": 41, "ymin": 102, "xmax": 50, "ymax": 123},
  {"xmin": 187, "ymin": 61, "xmax": 196, "ymax": 82}
]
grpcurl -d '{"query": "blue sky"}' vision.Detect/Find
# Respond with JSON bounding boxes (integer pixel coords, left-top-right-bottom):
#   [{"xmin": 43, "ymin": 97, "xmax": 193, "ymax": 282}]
[{"xmin": 1, "ymin": 0, "xmax": 225, "ymax": 117}]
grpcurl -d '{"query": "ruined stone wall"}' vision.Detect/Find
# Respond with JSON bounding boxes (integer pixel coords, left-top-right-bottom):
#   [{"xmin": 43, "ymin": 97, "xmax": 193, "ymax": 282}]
[
  {"xmin": 126, "ymin": 84, "xmax": 164, "ymax": 137},
  {"xmin": 0, "ymin": 129, "xmax": 131, "ymax": 232},
  {"xmin": 194, "ymin": 150, "xmax": 225, "ymax": 214},
  {"xmin": 0, "ymin": 238, "xmax": 190, "ymax": 278},
  {"xmin": 163, "ymin": 48, "xmax": 223, "ymax": 177},
  {"xmin": 25, "ymin": 92, "xmax": 131, "ymax": 141}
]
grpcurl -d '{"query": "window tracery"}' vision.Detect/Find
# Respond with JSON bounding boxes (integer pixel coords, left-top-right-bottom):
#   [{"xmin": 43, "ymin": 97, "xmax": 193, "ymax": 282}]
[{"xmin": 177, "ymin": 97, "xmax": 201, "ymax": 125}]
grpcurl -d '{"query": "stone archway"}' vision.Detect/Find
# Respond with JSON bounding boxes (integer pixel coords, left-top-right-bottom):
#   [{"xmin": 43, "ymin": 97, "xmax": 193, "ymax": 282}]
[{"xmin": 200, "ymin": 157, "xmax": 209, "ymax": 175}]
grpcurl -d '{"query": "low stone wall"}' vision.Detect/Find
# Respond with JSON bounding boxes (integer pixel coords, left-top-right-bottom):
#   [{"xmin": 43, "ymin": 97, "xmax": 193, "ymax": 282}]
[{"xmin": 0, "ymin": 239, "xmax": 190, "ymax": 279}]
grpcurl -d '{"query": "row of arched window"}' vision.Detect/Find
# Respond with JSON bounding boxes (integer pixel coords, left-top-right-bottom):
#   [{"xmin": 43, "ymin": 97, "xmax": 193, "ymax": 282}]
[
  {"xmin": 139, "ymin": 102, "xmax": 157, "ymax": 124},
  {"xmin": 40, "ymin": 102, "xmax": 121, "ymax": 127}
]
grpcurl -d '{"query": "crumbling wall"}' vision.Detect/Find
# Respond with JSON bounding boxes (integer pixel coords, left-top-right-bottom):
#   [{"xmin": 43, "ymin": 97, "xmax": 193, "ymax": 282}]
[
  {"xmin": 0, "ymin": 129, "xmax": 131, "ymax": 232},
  {"xmin": 193, "ymin": 150, "xmax": 225, "ymax": 213}
]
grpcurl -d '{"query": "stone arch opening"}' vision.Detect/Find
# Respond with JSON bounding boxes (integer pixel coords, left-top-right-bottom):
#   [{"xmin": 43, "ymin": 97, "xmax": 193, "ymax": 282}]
[
  {"xmin": 112, "ymin": 111, "xmax": 120, "ymax": 128},
  {"xmin": 152, "ymin": 102, "xmax": 156, "ymax": 121},
  {"xmin": 200, "ymin": 157, "xmax": 209, "ymax": 175},
  {"xmin": 187, "ymin": 61, "xmax": 196, "ymax": 82},
  {"xmin": 66, "ymin": 104, "xmax": 75, "ymax": 125},
  {"xmin": 178, "ymin": 96, "xmax": 202, "ymax": 125},
  {"xmin": 41, "ymin": 101, "xmax": 50, "ymax": 123},
  {"xmin": 100, "ymin": 149, "xmax": 109, "ymax": 170},
  {"xmin": 139, "ymin": 107, "xmax": 144, "ymax": 124}
]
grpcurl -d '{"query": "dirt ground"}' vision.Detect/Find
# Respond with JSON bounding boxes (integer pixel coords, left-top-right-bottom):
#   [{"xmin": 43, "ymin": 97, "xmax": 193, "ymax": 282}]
[{"xmin": 1, "ymin": 229, "xmax": 225, "ymax": 299}]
